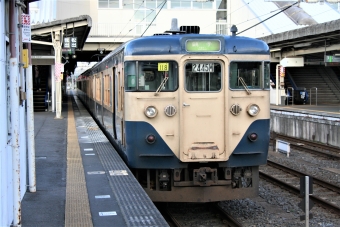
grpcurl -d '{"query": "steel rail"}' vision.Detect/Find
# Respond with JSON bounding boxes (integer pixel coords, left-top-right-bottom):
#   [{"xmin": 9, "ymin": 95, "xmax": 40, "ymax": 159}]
[
  {"xmin": 267, "ymin": 160, "xmax": 340, "ymax": 194},
  {"xmin": 260, "ymin": 169, "xmax": 340, "ymax": 215},
  {"xmin": 213, "ymin": 203, "xmax": 243, "ymax": 227}
]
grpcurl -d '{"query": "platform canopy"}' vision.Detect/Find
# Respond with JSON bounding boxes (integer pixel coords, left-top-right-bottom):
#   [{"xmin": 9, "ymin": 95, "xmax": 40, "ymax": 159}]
[
  {"xmin": 259, "ymin": 19, "xmax": 340, "ymax": 63},
  {"xmin": 31, "ymin": 15, "xmax": 92, "ymax": 72}
]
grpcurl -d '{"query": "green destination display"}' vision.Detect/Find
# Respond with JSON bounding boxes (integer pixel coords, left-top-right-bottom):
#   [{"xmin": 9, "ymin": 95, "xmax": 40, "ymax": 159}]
[{"xmin": 186, "ymin": 40, "xmax": 220, "ymax": 52}]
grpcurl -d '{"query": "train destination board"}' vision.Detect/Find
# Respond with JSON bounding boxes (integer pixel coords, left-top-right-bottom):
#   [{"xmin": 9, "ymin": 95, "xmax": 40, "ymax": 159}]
[{"xmin": 186, "ymin": 40, "xmax": 220, "ymax": 52}]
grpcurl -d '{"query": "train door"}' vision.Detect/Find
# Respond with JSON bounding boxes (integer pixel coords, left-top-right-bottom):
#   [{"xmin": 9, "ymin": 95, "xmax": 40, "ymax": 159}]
[
  {"xmin": 116, "ymin": 70, "xmax": 125, "ymax": 146},
  {"xmin": 112, "ymin": 67, "xmax": 117, "ymax": 139},
  {"xmin": 101, "ymin": 72, "xmax": 104, "ymax": 125},
  {"xmin": 93, "ymin": 75, "xmax": 97, "ymax": 114},
  {"xmin": 180, "ymin": 59, "xmax": 226, "ymax": 161}
]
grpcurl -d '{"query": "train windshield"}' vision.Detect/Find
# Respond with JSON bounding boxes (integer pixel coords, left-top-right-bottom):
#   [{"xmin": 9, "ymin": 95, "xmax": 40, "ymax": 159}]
[
  {"xmin": 230, "ymin": 61, "xmax": 270, "ymax": 90},
  {"xmin": 125, "ymin": 61, "xmax": 178, "ymax": 91},
  {"xmin": 185, "ymin": 62, "xmax": 222, "ymax": 92}
]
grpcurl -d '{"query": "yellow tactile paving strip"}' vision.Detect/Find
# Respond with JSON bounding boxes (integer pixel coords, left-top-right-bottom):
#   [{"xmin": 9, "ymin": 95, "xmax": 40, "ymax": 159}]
[{"xmin": 65, "ymin": 99, "xmax": 93, "ymax": 227}]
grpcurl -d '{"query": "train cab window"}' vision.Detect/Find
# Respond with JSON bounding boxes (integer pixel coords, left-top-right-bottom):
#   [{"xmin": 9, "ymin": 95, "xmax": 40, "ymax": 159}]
[
  {"xmin": 185, "ymin": 62, "xmax": 222, "ymax": 92},
  {"xmin": 124, "ymin": 61, "xmax": 178, "ymax": 92},
  {"xmin": 230, "ymin": 61, "xmax": 270, "ymax": 90}
]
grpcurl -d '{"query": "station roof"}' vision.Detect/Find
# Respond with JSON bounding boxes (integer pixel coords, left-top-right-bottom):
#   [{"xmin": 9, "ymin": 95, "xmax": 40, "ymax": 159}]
[{"xmin": 258, "ymin": 18, "xmax": 340, "ymax": 62}]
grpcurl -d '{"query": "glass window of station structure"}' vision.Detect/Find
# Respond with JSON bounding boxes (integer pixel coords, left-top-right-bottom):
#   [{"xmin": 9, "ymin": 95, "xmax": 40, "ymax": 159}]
[{"xmin": 98, "ymin": 0, "xmax": 227, "ymax": 23}]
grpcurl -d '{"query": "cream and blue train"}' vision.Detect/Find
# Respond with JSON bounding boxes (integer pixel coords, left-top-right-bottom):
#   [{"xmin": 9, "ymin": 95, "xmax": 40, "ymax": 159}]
[{"xmin": 77, "ymin": 24, "xmax": 270, "ymax": 202}]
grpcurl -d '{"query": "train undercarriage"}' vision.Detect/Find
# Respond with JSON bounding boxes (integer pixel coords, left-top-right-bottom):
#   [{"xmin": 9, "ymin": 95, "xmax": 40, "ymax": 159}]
[{"xmin": 133, "ymin": 166, "xmax": 259, "ymax": 202}]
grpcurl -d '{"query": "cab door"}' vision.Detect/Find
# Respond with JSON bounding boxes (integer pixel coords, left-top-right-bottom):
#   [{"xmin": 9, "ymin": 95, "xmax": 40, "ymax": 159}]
[{"xmin": 180, "ymin": 59, "xmax": 226, "ymax": 162}]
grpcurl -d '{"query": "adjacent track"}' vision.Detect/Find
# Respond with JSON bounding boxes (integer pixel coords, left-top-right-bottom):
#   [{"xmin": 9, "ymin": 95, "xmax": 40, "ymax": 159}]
[
  {"xmin": 158, "ymin": 202, "xmax": 243, "ymax": 227},
  {"xmin": 260, "ymin": 160, "xmax": 340, "ymax": 215}
]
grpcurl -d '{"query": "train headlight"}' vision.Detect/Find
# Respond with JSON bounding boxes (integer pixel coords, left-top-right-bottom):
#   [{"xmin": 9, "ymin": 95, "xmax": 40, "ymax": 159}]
[
  {"xmin": 145, "ymin": 106, "xmax": 158, "ymax": 118},
  {"xmin": 246, "ymin": 104, "xmax": 260, "ymax": 117}
]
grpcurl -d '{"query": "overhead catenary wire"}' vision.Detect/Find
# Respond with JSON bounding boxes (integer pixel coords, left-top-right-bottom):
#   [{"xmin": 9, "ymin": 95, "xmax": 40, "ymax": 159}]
[
  {"xmin": 107, "ymin": 1, "xmax": 165, "ymax": 51},
  {"xmin": 236, "ymin": 1, "xmax": 299, "ymax": 35},
  {"xmin": 141, "ymin": 0, "xmax": 167, "ymax": 37},
  {"xmin": 113, "ymin": 0, "xmax": 145, "ymax": 43}
]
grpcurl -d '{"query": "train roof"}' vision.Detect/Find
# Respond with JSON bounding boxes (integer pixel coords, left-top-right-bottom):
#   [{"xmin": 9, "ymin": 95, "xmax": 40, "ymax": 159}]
[
  {"xmin": 123, "ymin": 34, "xmax": 269, "ymax": 56},
  {"xmin": 78, "ymin": 34, "xmax": 269, "ymax": 79}
]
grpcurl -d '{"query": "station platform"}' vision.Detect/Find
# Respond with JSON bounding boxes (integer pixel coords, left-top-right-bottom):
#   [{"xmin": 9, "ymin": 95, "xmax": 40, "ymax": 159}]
[
  {"xmin": 270, "ymin": 103, "xmax": 340, "ymax": 118},
  {"xmin": 21, "ymin": 94, "xmax": 168, "ymax": 227},
  {"xmin": 270, "ymin": 103, "xmax": 340, "ymax": 148}
]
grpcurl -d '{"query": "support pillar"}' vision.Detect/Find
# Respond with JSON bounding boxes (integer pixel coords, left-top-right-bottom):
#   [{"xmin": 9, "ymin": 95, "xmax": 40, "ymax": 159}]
[{"xmin": 52, "ymin": 31, "xmax": 63, "ymax": 119}]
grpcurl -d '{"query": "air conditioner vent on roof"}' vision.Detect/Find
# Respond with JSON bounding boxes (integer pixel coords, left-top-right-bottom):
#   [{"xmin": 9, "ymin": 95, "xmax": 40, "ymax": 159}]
[
  {"xmin": 153, "ymin": 33, "xmax": 171, "ymax": 36},
  {"xmin": 180, "ymin": 26, "xmax": 200, "ymax": 34}
]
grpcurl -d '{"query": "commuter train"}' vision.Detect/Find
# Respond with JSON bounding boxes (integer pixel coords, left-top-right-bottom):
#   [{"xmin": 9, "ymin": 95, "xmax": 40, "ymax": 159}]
[{"xmin": 76, "ymin": 22, "xmax": 270, "ymax": 202}]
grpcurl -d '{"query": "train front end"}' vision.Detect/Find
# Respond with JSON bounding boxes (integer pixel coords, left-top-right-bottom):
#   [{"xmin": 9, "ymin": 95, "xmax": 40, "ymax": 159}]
[{"xmin": 124, "ymin": 33, "xmax": 270, "ymax": 202}]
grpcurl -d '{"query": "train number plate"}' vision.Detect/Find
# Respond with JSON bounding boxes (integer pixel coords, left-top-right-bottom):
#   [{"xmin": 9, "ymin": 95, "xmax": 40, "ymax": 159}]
[
  {"xmin": 158, "ymin": 63, "xmax": 169, "ymax": 71},
  {"xmin": 192, "ymin": 63, "xmax": 214, "ymax": 72}
]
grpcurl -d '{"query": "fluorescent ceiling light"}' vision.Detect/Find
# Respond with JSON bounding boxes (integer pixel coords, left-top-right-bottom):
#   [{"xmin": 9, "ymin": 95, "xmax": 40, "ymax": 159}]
[
  {"xmin": 270, "ymin": 48, "xmax": 281, "ymax": 52},
  {"xmin": 293, "ymin": 43, "xmax": 311, "ymax": 48}
]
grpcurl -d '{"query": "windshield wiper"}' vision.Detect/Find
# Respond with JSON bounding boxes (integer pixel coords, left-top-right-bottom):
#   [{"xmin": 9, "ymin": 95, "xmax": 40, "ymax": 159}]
[
  {"xmin": 238, "ymin": 77, "xmax": 252, "ymax": 95},
  {"xmin": 154, "ymin": 75, "xmax": 169, "ymax": 96}
]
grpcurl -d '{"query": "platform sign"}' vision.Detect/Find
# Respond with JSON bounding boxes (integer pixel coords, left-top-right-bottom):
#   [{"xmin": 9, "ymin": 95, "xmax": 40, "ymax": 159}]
[
  {"xmin": 21, "ymin": 14, "xmax": 31, "ymax": 43},
  {"xmin": 63, "ymin": 37, "xmax": 70, "ymax": 48},
  {"xmin": 63, "ymin": 37, "xmax": 77, "ymax": 49},
  {"xmin": 70, "ymin": 37, "xmax": 78, "ymax": 48},
  {"xmin": 300, "ymin": 176, "xmax": 313, "ymax": 195},
  {"xmin": 325, "ymin": 55, "xmax": 340, "ymax": 63}
]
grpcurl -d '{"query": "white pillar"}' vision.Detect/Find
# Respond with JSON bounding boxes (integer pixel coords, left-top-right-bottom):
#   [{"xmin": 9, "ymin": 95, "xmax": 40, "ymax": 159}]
[
  {"xmin": 10, "ymin": 1, "xmax": 21, "ymax": 225},
  {"xmin": 53, "ymin": 31, "xmax": 63, "ymax": 119},
  {"xmin": 10, "ymin": 56, "xmax": 21, "ymax": 227},
  {"xmin": 26, "ymin": 64, "xmax": 36, "ymax": 192},
  {"xmin": 19, "ymin": 65, "xmax": 27, "ymax": 200},
  {"xmin": 18, "ymin": 15, "xmax": 27, "ymax": 201},
  {"xmin": 276, "ymin": 64, "xmax": 280, "ymax": 105},
  {"xmin": 0, "ymin": 0, "xmax": 8, "ymax": 225},
  {"xmin": 51, "ymin": 65, "xmax": 55, "ymax": 112}
]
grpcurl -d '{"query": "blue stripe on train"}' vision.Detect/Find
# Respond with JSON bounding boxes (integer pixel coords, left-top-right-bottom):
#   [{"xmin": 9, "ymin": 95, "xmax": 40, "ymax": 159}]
[
  {"xmin": 223, "ymin": 119, "xmax": 270, "ymax": 167},
  {"xmin": 125, "ymin": 121, "xmax": 187, "ymax": 169},
  {"xmin": 125, "ymin": 119, "xmax": 269, "ymax": 169}
]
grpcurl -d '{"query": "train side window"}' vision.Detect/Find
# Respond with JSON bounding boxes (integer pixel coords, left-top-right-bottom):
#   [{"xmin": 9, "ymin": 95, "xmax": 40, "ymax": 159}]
[
  {"xmin": 229, "ymin": 61, "xmax": 265, "ymax": 90},
  {"xmin": 125, "ymin": 62, "xmax": 137, "ymax": 91},
  {"xmin": 185, "ymin": 62, "xmax": 222, "ymax": 92}
]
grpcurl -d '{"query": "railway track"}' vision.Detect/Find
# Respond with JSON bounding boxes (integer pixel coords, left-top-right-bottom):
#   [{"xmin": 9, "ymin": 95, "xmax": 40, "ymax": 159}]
[
  {"xmin": 271, "ymin": 133, "xmax": 340, "ymax": 160},
  {"xmin": 260, "ymin": 160, "xmax": 340, "ymax": 215},
  {"xmin": 157, "ymin": 202, "xmax": 242, "ymax": 227}
]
